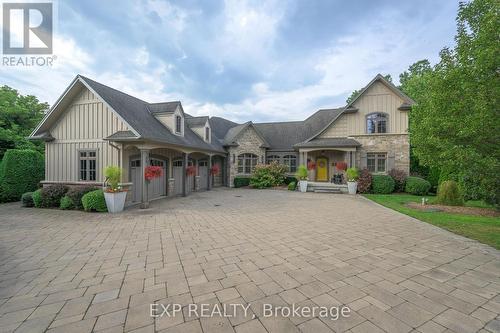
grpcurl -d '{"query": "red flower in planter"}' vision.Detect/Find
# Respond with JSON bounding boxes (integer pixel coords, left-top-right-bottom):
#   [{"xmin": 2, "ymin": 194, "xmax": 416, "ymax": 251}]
[
  {"xmin": 307, "ymin": 161, "xmax": 316, "ymax": 170},
  {"xmin": 144, "ymin": 166, "xmax": 163, "ymax": 181},
  {"xmin": 210, "ymin": 164, "xmax": 220, "ymax": 176},
  {"xmin": 186, "ymin": 165, "xmax": 197, "ymax": 176},
  {"xmin": 336, "ymin": 161, "xmax": 347, "ymax": 171}
]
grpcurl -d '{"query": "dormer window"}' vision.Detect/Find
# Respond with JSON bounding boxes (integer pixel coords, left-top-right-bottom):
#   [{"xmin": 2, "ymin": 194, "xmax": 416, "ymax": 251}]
[
  {"xmin": 366, "ymin": 113, "xmax": 388, "ymax": 134},
  {"xmin": 205, "ymin": 127, "xmax": 210, "ymax": 141},
  {"xmin": 175, "ymin": 115, "xmax": 182, "ymax": 134}
]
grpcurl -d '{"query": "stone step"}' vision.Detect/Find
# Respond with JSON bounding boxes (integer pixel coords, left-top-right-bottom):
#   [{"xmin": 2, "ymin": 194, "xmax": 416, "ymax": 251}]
[{"xmin": 313, "ymin": 188, "xmax": 342, "ymax": 193}]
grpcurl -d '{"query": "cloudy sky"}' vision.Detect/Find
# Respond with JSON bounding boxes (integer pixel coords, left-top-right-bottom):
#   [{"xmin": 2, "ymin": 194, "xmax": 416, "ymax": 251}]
[{"xmin": 2, "ymin": 0, "xmax": 459, "ymax": 122}]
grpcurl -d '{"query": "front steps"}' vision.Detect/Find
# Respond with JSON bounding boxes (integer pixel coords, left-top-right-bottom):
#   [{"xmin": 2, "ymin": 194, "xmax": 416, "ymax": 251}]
[{"xmin": 307, "ymin": 181, "xmax": 348, "ymax": 194}]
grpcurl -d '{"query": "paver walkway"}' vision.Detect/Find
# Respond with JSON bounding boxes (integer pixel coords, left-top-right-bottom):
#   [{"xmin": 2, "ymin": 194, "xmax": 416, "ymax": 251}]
[{"xmin": 0, "ymin": 188, "xmax": 498, "ymax": 333}]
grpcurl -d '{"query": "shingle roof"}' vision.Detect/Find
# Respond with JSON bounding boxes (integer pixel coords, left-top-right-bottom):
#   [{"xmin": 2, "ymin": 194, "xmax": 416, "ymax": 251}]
[
  {"xmin": 186, "ymin": 116, "xmax": 208, "ymax": 127},
  {"xmin": 104, "ymin": 130, "xmax": 137, "ymax": 140},
  {"xmin": 148, "ymin": 101, "xmax": 180, "ymax": 113},
  {"xmin": 294, "ymin": 138, "xmax": 361, "ymax": 148},
  {"xmin": 80, "ymin": 76, "xmax": 226, "ymax": 153},
  {"xmin": 254, "ymin": 108, "xmax": 344, "ymax": 150}
]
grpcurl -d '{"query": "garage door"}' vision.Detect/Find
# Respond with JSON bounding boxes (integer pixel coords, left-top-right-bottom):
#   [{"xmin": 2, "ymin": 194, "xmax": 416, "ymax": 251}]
[
  {"xmin": 198, "ymin": 160, "xmax": 208, "ymax": 190},
  {"xmin": 130, "ymin": 158, "xmax": 167, "ymax": 202},
  {"xmin": 173, "ymin": 160, "xmax": 183, "ymax": 196}
]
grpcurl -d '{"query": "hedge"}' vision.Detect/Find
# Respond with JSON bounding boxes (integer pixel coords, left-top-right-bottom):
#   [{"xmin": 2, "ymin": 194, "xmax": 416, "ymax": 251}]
[
  {"xmin": 405, "ymin": 176, "xmax": 431, "ymax": 195},
  {"xmin": 284, "ymin": 176, "xmax": 297, "ymax": 185},
  {"xmin": 436, "ymin": 180, "xmax": 463, "ymax": 206},
  {"xmin": 357, "ymin": 169, "xmax": 372, "ymax": 193},
  {"xmin": 0, "ymin": 149, "xmax": 44, "ymax": 202},
  {"xmin": 21, "ymin": 192, "xmax": 34, "ymax": 207},
  {"xmin": 371, "ymin": 175, "xmax": 395, "ymax": 194},
  {"xmin": 32, "ymin": 189, "xmax": 42, "ymax": 208},
  {"xmin": 66, "ymin": 185, "xmax": 98, "ymax": 210},
  {"xmin": 39, "ymin": 184, "xmax": 68, "ymax": 208},
  {"xmin": 82, "ymin": 190, "xmax": 108, "ymax": 212},
  {"xmin": 234, "ymin": 177, "xmax": 250, "ymax": 188},
  {"xmin": 60, "ymin": 196, "xmax": 74, "ymax": 210},
  {"xmin": 288, "ymin": 182, "xmax": 297, "ymax": 191}
]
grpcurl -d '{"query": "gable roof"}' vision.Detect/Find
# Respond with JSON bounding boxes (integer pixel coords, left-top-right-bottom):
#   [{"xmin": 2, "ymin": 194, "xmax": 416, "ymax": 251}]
[
  {"xmin": 222, "ymin": 122, "xmax": 270, "ymax": 148},
  {"xmin": 254, "ymin": 108, "xmax": 343, "ymax": 150},
  {"xmin": 31, "ymin": 75, "xmax": 226, "ymax": 153},
  {"xmin": 186, "ymin": 116, "xmax": 208, "ymax": 128},
  {"xmin": 300, "ymin": 74, "xmax": 416, "ymax": 143},
  {"xmin": 149, "ymin": 101, "xmax": 181, "ymax": 113}
]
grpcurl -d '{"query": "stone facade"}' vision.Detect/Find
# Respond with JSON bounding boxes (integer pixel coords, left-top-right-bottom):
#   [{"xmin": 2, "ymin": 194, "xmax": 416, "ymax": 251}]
[
  {"xmin": 227, "ymin": 127, "xmax": 266, "ymax": 187},
  {"xmin": 352, "ymin": 134, "xmax": 410, "ymax": 174}
]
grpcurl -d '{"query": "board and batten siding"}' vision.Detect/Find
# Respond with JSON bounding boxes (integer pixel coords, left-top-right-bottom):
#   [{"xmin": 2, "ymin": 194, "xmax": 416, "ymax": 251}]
[
  {"xmin": 320, "ymin": 81, "xmax": 409, "ymax": 138},
  {"xmin": 45, "ymin": 87, "xmax": 129, "ymax": 182}
]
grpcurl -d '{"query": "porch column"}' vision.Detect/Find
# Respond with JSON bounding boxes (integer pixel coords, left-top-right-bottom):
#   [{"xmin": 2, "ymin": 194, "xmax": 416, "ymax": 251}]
[
  {"xmin": 182, "ymin": 152, "xmax": 188, "ymax": 197},
  {"xmin": 223, "ymin": 156, "xmax": 228, "ymax": 187},
  {"xmin": 140, "ymin": 149, "xmax": 150, "ymax": 209},
  {"xmin": 207, "ymin": 155, "xmax": 212, "ymax": 191}
]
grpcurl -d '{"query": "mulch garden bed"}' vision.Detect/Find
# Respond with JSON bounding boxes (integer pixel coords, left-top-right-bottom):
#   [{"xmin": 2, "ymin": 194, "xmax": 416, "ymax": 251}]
[{"xmin": 406, "ymin": 202, "xmax": 499, "ymax": 217}]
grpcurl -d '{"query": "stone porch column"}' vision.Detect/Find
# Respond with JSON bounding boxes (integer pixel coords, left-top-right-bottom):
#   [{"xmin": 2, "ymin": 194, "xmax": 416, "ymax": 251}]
[
  {"xmin": 207, "ymin": 155, "xmax": 212, "ymax": 191},
  {"xmin": 140, "ymin": 149, "xmax": 150, "ymax": 209},
  {"xmin": 182, "ymin": 153, "xmax": 188, "ymax": 197}
]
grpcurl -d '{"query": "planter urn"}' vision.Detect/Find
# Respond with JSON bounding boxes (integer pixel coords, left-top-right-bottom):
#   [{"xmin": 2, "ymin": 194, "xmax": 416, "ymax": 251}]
[
  {"xmin": 347, "ymin": 181, "xmax": 358, "ymax": 195},
  {"xmin": 104, "ymin": 191, "xmax": 127, "ymax": 213},
  {"xmin": 299, "ymin": 180, "xmax": 308, "ymax": 193}
]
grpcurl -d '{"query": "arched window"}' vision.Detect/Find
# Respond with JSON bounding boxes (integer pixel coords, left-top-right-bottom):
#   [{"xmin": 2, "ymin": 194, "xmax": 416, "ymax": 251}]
[
  {"xmin": 366, "ymin": 113, "xmax": 388, "ymax": 134},
  {"xmin": 237, "ymin": 153, "xmax": 257, "ymax": 174},
  {"xmin": 283, "ymin": 155, "xmax": 297, "ymax": 173},
  {"xmin": 175, "ymin": 115, "xmax": 182, "ymax": 133},
  {"xmin": 266, "ymin": 155, "xmax": 280, "ymax": 164}
]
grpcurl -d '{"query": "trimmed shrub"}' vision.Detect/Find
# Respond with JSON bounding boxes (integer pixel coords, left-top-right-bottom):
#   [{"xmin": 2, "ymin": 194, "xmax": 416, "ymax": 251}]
[
  {"xmin": 66, "ymin": 186, "xmax": 98, "ymax": 210},
  {"xmin": 405, "ymin": 176, "xmax": 431, "ymax": 195},
  {"xmin": 0, "ymin": 149, "xmax": 44, "ymax": 202},
  {"xmin": 234, "ymin": 177, "xmax": 250, "ymax": 188},
  {"xmin": 288, "ymin": 182, "xmax": 296, "ymax": 191},
  {"xmin": 284, "ymin": 176, "xmax": 297, "ymax": 185},
  {"xmin": 436, "ymin": 180, "xmax": 464, "ymax": 206},
  {"xmin": 357, "ymin": 169, "xmax": 372, "ymax": 193},
  {"xmin": 60, "ymin": 196, "xmax": 74, "ymax": 210},
  {"xmin": 82, "ymin": 190, "xmax": 108, "ymax": 212},
  {"xmin": 21, "ymin": 192, "xmax": 34, "ymax": 207},
  {"xmin": 388, "ymin": 169, "xmax": 407, "ymax": 192},
  {"xmin": 371, "ymin": 175, "xmax": 395, "ymax": 194},
  {"xmin": 250, "ymin": 162, "xmax": 287, "ymax": 189},
  {"xmin": 32, "ymin": 189, "xmax": 42, "ymax": 208},
  {"xmin": 39, "ymin": 184, "xmax": 69, "ymax": 208}
]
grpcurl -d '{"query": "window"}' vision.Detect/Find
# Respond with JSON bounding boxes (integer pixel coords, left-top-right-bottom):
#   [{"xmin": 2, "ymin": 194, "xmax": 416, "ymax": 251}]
[
  {"xmin": 367, "ymin": 153, "xmax": 387, "ymax": 173},
  {"xmin": 175, "ymin": 115, "xmax": 182, "ymax": 133},
  {"xmin": 150, "ymin": 159, "xmax": 164, "ymax": 167},
  {"xmin": 237, "ymin": 153, "xmax": 257, "ymax": 174},
  {"xmin": 366, "ymin": 113, "xmax": 388, "ymax": 134},
  {"xmin": 205, "ymin": 127, "xmax": 210, "ymax": 141},
  {"xmin": 173, "ymin": 160, "xmax": 183, "ymax": 167},
  {"xmin": 283, "ymin": 155, "xmax": 297, "ymax": 173},
  {"xmin": 199, "ymin": 160, "xmax": 208, "ymax": 167},
  {"xmin": 79, "ymin": 150, "xmax": 97, "ymax": 181},
  {"xmin": 266, "ymin": 155, "xmax": 280, "ymax": 164}
]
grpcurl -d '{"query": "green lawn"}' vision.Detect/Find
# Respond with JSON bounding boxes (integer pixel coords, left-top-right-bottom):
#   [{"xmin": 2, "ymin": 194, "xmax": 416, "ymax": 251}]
[{"xmin": 363, "ymin": 194, "xmax": 500, "ymax": 249}]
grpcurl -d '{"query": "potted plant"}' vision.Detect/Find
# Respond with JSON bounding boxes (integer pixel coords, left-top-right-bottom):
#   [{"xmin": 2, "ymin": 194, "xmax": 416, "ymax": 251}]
[
  {"xmin": 104, "ymin": 166, "xmax": 127, "ymax": 213},
  {"xmin": 295, "ymin": 165, "xmax": 309, "ymax": 193},
  {"xmin": 186, "ymin": 165, "xmax": 196, "ymax": 176},
  {"xmin": 210, "ymin": 164, "xmax": 220, "ymax": 176},
  {"xmin": 346, "ymin": 167, "xmax": 359, "ymax": 194}
]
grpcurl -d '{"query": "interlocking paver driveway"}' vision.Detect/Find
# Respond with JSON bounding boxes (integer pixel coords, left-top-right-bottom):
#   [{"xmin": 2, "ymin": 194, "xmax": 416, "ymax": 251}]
[{"xmin": 0, "ymin": 188, "xmax": 499, "ymax": 333}]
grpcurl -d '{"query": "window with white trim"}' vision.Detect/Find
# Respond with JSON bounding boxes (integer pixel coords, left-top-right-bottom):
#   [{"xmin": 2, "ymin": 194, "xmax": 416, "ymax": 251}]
[
  {"xmin": 205, "ymin": 127, "xmax": 210, "ymax": 141},
  {"xmin": 237, "ymin": 153, "xmax": 257, "ymax": 174},
  {"xmin": 282, "ymin": 155, "xmax": 297, "ymax": 173},
  {"xmin": 367, "ymin": 153, "xmax": 387, "ymax": 173},
  {"xmin": 366, "ymin": 113, "xmax": 388, "ymax": 134},
  {"xmin": 79, "ymin": 150, "xmax": 97, "ymax": 181},
  {"xmin": 175, "ymin": 115, "xmax": 182, "ymax": 133}
]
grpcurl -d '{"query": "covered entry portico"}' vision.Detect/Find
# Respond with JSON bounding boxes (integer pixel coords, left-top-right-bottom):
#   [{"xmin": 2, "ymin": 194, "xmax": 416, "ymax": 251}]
[
  {"xmin": 106, "ymin": 139, "xmax": 227, "ymax": 209},
  {"xmin": 295, "ymin": 137, "xmax": 361, "ymax": 183}
]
